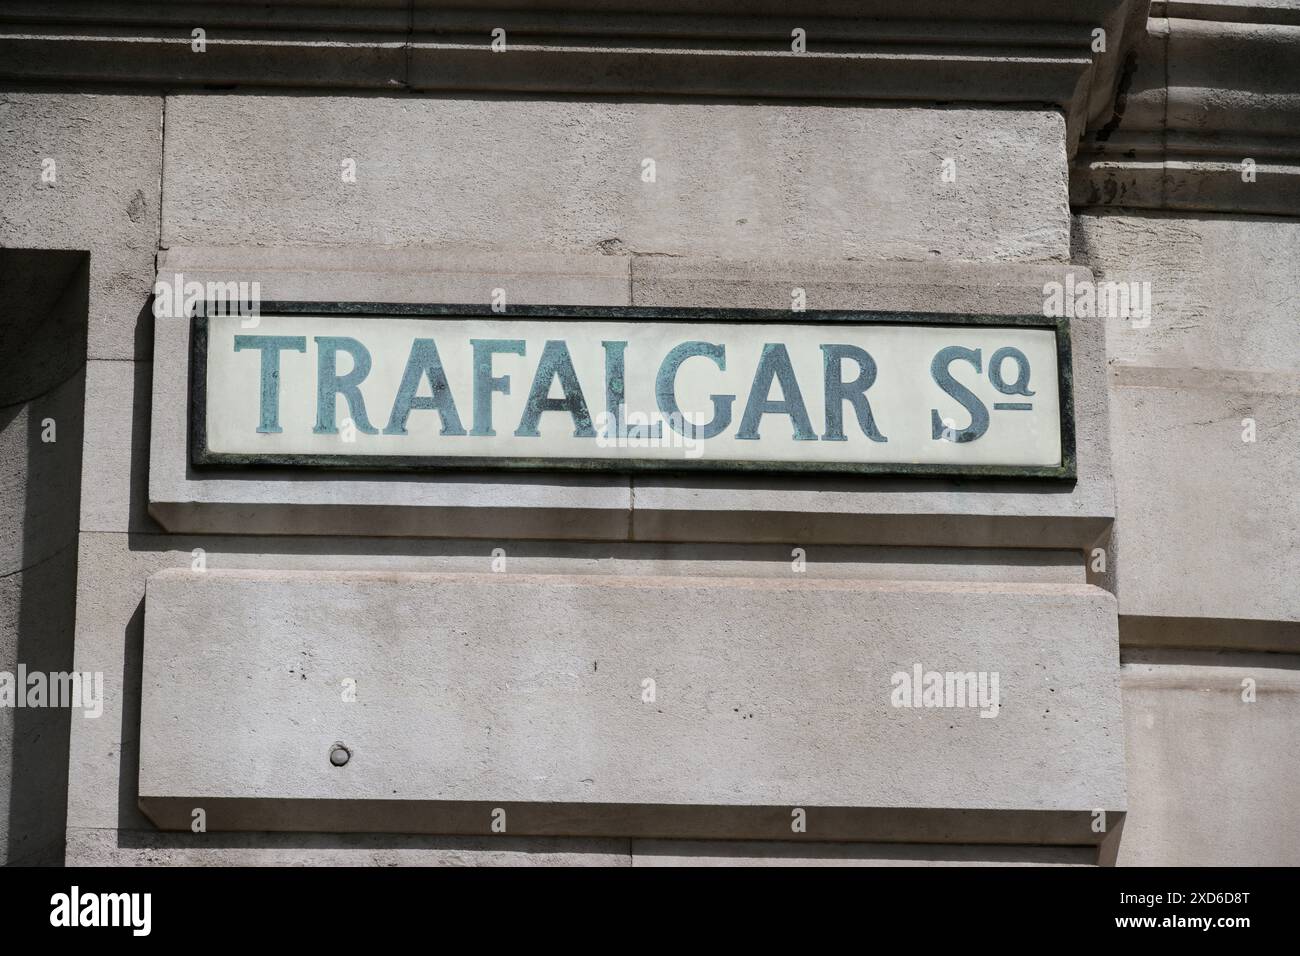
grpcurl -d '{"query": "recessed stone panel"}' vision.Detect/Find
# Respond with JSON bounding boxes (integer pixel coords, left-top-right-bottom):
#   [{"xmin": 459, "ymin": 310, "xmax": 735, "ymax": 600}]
[{"xmin": 138, "ymin": 569, "xmax": 1125, "ymax": 843}]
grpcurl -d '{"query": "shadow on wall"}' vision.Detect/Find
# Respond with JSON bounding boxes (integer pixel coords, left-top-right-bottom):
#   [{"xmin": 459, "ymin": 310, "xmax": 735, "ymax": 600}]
[{"xmin": 0, "ymin": 248, "xmax": 88, "ymax": 866}]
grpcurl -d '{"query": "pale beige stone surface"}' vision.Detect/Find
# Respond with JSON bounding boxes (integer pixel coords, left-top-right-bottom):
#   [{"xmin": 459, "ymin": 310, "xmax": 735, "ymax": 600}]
[
  {"xmin": 1074, "ymin": 212, "xmax": 1300, "ymax": 373},
  {"xmin": 1109, "ymin": 370, "xmax": 1298, "ymax": 624},
  {"xmin": 1071, "ymin": 17, "xmax": 1300, "ymax": 215},
  {"xmin": 155, "ymin": 246, "xmax": 632, "ymax": 308},
  {"xmin": 136, "ymin": 569, "xmax": 1125, "ymax": 838},
  {"xmin": 65, "ymin": 530, "xmax": 1092, "ymax": 834},
  {"xmin": 1118, "ymin": 650, "xmax": 1300, "ymax": 866},
  {"xmin": 0, "ymin": 0, "xmax": 1141, "ymax": 155},
  {"xmin": 631, "ymin": 840, "xmax": 1097, "ymax": 866},
  {"xmin": 1075, "ymin": 209, "xmax": 1300, "ymax": 631},
  {"xmin": 632, "ymin": 256, "xmax": 1094, "ymax": 316},
  {"xmin": 161, "ymin": 97, "xmax": 1070, "ymax": 263},
  {"xmin": 63, "ymin": 828, "xmax": 1101, "ymax": 867},
  {"xmin": 65, "ymin": 827, "xmax": 630, "ymax": 867},
  {"xmin": 0, "ymin": 93, "xmax": 162, "ymax": 362},
  {"xmin": 80, "ymin": 360, "xmax": 158, "ymax": 535},
  {"xmin": 3, "ymin": 11, "xmax": 1294, "ymax": 871}
]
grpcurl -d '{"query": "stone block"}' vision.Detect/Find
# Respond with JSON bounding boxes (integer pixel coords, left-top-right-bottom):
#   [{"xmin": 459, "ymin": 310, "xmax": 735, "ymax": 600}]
[
  {"xmin": 0, "ymin": 93, "xmax": 161, "ymax": 361},
  {"xmin": 137, "ymin": 569, "xmax": 1125, "ymax": 844},
  {"xmin": 161, "ymin": 96, "xmax": 1069, "ymax": 262},
  {"xmin": 1109, "ymin": 368, "xmax": 1299, "ymax": 623},
  {"xmin": 65, "ymin": 530, "xmax": 1089, "ymax": 832},
  {"xmin": 80, "ymin": 359, "xmax": 158, "ymax": 534},
  {"xmin": 1073, "ymin": 212, "xmax": 1300, "ymax": 373},
  {"xmin": 1119, "ymin": 650, "xmax": 1300, "ymax": 866}
]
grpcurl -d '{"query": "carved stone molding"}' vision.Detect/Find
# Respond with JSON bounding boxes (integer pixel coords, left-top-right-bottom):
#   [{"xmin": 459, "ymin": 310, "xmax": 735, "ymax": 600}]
[
  {"xmin": 1, "ymin": 1, "xmax": 1146, "ymax": 153},
  {"xmin": 1074, "ymin": 3, "xmax": 1300, "ymax": 214}
]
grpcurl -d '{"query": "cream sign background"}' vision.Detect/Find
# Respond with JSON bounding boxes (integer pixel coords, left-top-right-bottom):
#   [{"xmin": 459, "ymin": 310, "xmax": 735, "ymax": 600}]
[{"xmin": 193, "ymin": 306, "xmax": 1072, "ymax": 477}]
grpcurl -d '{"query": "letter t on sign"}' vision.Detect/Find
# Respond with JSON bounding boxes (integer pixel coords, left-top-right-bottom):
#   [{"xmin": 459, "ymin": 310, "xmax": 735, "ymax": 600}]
[{"xmin": 233, "ymin": 335, "xmax": 306, "ymax": 434}]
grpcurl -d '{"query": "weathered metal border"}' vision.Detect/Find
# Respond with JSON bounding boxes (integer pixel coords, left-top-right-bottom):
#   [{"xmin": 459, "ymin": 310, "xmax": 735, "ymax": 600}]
[{"xmin": 190, "ymin": 302, "xmax": 1077, "ymax": 481}]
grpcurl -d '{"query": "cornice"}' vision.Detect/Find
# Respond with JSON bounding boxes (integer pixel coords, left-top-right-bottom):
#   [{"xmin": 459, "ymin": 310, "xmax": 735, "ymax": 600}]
[
  {"xmin": 1, "ymin": 1, "xmax": 1145, "ymax": 155},
  {"xmin": 1074, "ymin": 7, "xmax": 1300, "ymax": 214}
]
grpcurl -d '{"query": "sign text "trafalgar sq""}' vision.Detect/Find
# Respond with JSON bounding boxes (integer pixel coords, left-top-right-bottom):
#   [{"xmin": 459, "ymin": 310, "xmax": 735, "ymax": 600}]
[{"xmin": 192, "ymin": 306, "xmax": 1073, "ymax": 477}]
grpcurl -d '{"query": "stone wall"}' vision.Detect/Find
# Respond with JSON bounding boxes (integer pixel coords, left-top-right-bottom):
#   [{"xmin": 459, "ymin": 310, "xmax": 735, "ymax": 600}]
[
  {"xmin": 0, "ymin": 0, "xmax": 1294, "ymax": 866},
  {"xmin": 1073, "ymin": 210, "xmax": 1300, "ymax": 865}
]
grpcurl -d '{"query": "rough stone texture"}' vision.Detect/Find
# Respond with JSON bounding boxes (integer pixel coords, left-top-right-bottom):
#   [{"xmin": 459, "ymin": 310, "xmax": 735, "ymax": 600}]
[
  {"xmin": 66, "ymin": 529, "xmax": 1091, "ymax": 837},
  {"xmin": 1119, "ymin": 650, "xmax": 1300, "ymax": 866},
  {"xmin": 1074, "ymin": 213, "xmax": 1300, "ymax": 373},
  {"xmin": 63, "ymin": 829, "xmax": 1100, "ymax": 867},
  {"xmin": 3, "ymin": 10, "xmax": 1293, "ymax": 869},
  {"xmin": 148, "ymin": 255, "xmax": 1112, "ymax": 548},
  {"xmin": 0, "ymin": 93, "xmax": 162, "ymax": 361},
  {"xmin": 1075, "ymin": 211, "xmax": 1300, "ymax": 627},
  {"xmin": 632, "ymin": 256, "xmax": 1095, "ymax": 317},
  {"xmin": 156, "ymin": 246, "xmax": 632, "ymax": 308},
  {"xmin": 161, "ymin": 96, "xmax": 1070, "ymax": 263},
  {"xmin": 0, "ymin": 250, "xmax": 87, "ymax": 866},
  {"xmin": 1072, "ymin": 16, "xmax": 1300, "ymax": 215},
  {"xmin": 1086, "ymin": 205, "xmax": 1300, "ymax": 868},
  {"xmin": 137, "ymin": 569, "xmax": 1125, "ymax": 840},
  {"xmin": 631, "ymin": 840, "xmax": 1096, "ymax": 866},
  {"xmin": 0, "ymin": 0, "xmax": 1139, "ymax": 151},
  {"xmin": 80, "ymin": 360, "xmax": 158, "ymax": 535},
  {"xmin": 60, "ymin": 835, "xmax": 1106, "ymax": 867},
  {"xmin": 65, "ymin": 827, "xmax": 630, "ymax": 867},
  {"xmin": 1109, "ymin": 370, "xmax": 1298, "ymax": 624}
]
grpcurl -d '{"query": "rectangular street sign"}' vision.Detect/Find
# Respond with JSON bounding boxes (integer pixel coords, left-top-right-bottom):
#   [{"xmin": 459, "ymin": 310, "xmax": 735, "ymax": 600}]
[{"xmin": 191, "ymin": 304, "xmax": 1074, "ymax": 478}]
